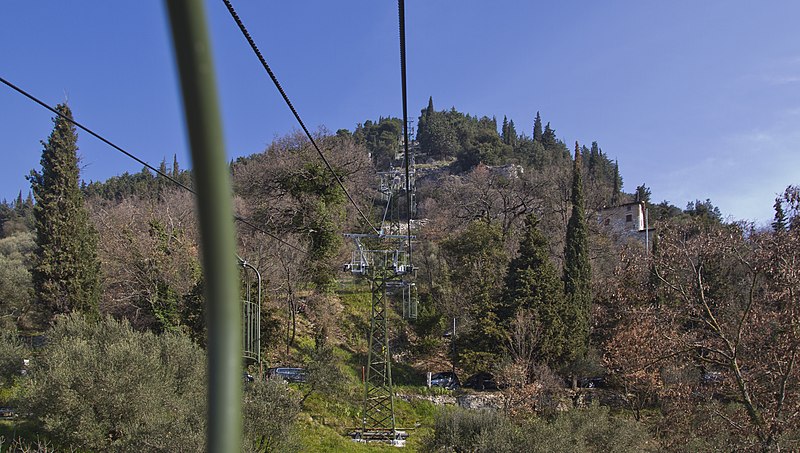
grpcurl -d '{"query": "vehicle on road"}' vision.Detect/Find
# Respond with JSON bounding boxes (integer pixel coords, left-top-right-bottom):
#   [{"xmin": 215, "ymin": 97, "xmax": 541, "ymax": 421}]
[
  {"xmin": 429, "ymin": 371, "xmax": 459, "ymax": 389},
  {"xmin": 267, "ymin": 367, "xmax": 307, "ymax": 383}
]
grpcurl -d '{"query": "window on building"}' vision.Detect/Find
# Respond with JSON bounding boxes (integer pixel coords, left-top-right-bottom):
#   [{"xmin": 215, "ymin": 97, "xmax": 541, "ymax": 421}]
[
  {"xmin": 604, "ymin": 218, "xmax": 610, "ymax": 226},
  {"xmin": 626, "ymin": 214, "xmax": 632, "ymax": 222},
  {"xmin": 626, "ymin": 205, "xmax": 632, "ymax": 211}
]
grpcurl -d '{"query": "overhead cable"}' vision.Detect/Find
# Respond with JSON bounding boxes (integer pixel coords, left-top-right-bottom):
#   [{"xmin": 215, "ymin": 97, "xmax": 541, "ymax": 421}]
[
  {"xmin": 220, "ymin": 0, "xmax": 380, "ymax": 235},
  {"xmin": 0, "ymin": 76, "xmax": 303, "ymax": 252},
  {"xmin": 398, "ymin": 0, "xmax": 413, "ymax": 263}
]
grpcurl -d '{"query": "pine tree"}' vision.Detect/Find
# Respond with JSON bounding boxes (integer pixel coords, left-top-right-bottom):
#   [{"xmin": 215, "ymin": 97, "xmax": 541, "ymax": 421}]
[
  {"xmin": 563, "ymin": 142, "xmax": 591, "ymax": 361},
  {"xmin": 28, "ymin": 104, "xmax": 101, "ymax": 320},
  {"xmin": 501, "ymin": 115, "xmax": 509, "ymax": 145},
  {"xmin": 507, "ymin": 119, "xmax": 517, "ymax": 148},
  {"xmin": 502, "ymin": 214, "xmax": 568, "ymax": 364},
  {"xmin": 533, "ymin": 111, "xmax": 543, "ymax": 143},
  {"xmin": 773, "ymin": 197, "xmax": 787, "ymax": 232}
]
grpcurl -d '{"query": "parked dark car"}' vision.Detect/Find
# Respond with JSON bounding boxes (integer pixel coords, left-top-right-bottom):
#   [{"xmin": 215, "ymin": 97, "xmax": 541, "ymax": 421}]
[
  {"xmin": 267, "ymin": 367, "xmax": 307, "ymax": 383},
  {"xmin": 463, "ymin": 372, "xmax": 499, "ymax": 391},
  {"xmin": 429, "ymin": 371, "xmax": 459, "ymax": 389}
]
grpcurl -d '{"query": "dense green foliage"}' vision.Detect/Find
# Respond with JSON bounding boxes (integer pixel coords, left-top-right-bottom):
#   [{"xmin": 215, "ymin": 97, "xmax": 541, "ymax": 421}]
[
  {"xmin": 83, "ymin": 159, "xmax": 193, "ymax": 202},
  {"xmin": 28, "ymin": 105, "xmax": 101, "ymax": 322},
  {"xmin": 0, "ymin": 193, "xmax": 34, "ymax": 237},
  {"xmin": 562, "ymin": 143, "xmax": 591, "ymax": 362},
  {"xmin": 0, "ymin": 232, "xmax": 35, "ymax": 330},
  {"xmin": 501, "ymin": 214, "xmax": 567, "ymax": 365},
  {"xmin": 0, "ymin": 330, "xmax": 27, "ymax": 387},
  {"xmin": 12, "ymin": 315, "xmax": 301, "ymax": 452},
  {"xmin": 20, "ymin": 315, "xmax": 207, "ymax": 451},
  {"xmin": 353, "ymin": 117, "xmax": 402, "ymax": 169},
  {"xmin": 440, "ymin": 220, "xmax": 509, "ymax": 372},
  {"xmin": 7, "ymin": 98, "xmax": 798, "ymax": 451},
  {"xmin": 416, "ymin": 97, "xmax": 511, "ymax": 170},
  {"xmin": 243, "ymin": 379, "xmax": 301, "ymax": 453},
  {"xmin": 424, "ymin": 405, "xmax": 654, "ymax": 453}
]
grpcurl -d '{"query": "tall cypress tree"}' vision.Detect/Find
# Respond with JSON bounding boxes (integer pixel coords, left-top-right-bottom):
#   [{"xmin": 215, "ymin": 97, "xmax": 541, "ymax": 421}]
[
  {"xmin": 563, "ymin": 142, "xmax": 591, "ymax": 360},
  {"xmin": 532, "ymin": 111, "xmax": 543, "ymax": 143},
  {"xmin": 172, "ymin": 153, "xmax": 180, "ymax": 179},
  {"xmin": 416, "ymin": 96, "xmax": 435, "ymax": 151},
  {"xmin": 28, "ymin": 104, "xmax": 101, "ymax": 320},
  {"xmin": 507, "ymin": 119, "xmax": 517, "ymax": 148},
  {"xmin": 502, "ymin": 214, "xmax": 568, "ymax": 364}
]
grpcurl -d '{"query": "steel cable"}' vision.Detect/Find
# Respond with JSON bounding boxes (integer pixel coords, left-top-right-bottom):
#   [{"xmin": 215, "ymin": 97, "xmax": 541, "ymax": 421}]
[
  {"xmin": 0, "ymin": 76, "xmax": 303, "ymax": 252},
  {"xmin": 220, "ymin": 0, "xmax": 380, "ymax": 235}
]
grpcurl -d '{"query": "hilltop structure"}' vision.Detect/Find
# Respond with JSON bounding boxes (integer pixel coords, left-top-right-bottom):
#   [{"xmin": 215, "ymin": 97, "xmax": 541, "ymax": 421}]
[{"xmin": 599, "ymin": 200, "xmax": 653, "ymax": 245}]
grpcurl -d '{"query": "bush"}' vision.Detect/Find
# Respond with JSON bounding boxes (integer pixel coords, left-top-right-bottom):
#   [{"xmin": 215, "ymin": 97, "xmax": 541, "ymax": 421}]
[
  {"xmin": 20, "ymin": 315, "xmax": 206, "ymax": 451},
  {"xmin": 243, "ymin": 379, "xmax": 300, "ymax": 453},
  {"xmin": 424, "ymin": 405, "xmax": 655, "ymax": 453},
  {"xmin": 526, "ymin": 405, "xmax": 655, "ymax": 453},
  {"xmin": 0, "ymin": 330, "xmax": 28, "ymax": 387},
  {"xmin": 424, "ymin": 407, "xmax": 524, "ymax": 453}
]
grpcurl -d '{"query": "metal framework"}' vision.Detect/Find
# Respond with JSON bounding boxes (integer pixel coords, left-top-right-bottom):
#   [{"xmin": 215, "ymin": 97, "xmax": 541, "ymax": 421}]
[
  {"xmin": 347, "ymin": 126, "xmax": 418, "ymax": 445},
  {"xmin": 362, "ymin": 252, "xmax": 396, "ymax": 437},
  {"xmin": 239, "ymin": 256, "xmax": 261, "ymax": 366}
]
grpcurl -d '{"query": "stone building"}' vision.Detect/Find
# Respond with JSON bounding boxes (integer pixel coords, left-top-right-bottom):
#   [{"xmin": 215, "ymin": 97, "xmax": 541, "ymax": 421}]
[{"xmin": 599, "ymin": 201, "xmax": 653, "ymax": 245}]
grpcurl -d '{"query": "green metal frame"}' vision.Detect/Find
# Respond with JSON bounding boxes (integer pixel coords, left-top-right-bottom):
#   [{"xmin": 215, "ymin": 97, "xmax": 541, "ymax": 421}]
[
  {"xmin": 240, "ymin": 257, "xmax": 261, "ymax": 366},
  {"xmin": 361, "ymin": 252, "xmax": 397, "ymax": 440}
]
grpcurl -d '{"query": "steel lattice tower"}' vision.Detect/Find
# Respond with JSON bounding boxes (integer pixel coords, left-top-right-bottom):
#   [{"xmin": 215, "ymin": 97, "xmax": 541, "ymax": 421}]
[
  {"xmin": 347, "ymin": 128, "xmax": 417, "ymax": 445},
  {"xmin": 362, "ymin": 252, "xmax": 396, "ymax": 437}
]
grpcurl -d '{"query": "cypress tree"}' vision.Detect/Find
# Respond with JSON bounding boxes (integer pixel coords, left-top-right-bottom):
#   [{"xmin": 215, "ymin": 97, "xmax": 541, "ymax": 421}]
[
  {"xmin": 172, "ymin": 153, "xmax": 180, "ymax": 179},
  {"xmin": 507, "ymin": 119, "xmax": 517, "ymax": 148},
  {"xmin": 502, "ymin": 214, "xmax": 568, "ymax": 364},
  {"xmin": 416, "ymin": 96, "xmax": 435, "ymax": 150},
  {"xmin": 563, "ymin": 142, "xmax": 591, "ymax": 360},
  {"xmin": 532, "ymin": 111, "xmax": 543, "ymax": 143},
  {"xmin": 501, "ymin": 115, "xmax": 509, "ymax": 145},
  {"xmin": 542, "ymin": 122, "xmax": 557, "ymax": 149},
  {"xmin": 611, "ymin": 160, "xmax": 621, "ymax": 206},
  {"xmin": 588, "ymin": 141, "xmax": 600, "ymax": 173},
  {"xmin": 28, "ymin": 104, "xmax": 101, "ymax": 320}
]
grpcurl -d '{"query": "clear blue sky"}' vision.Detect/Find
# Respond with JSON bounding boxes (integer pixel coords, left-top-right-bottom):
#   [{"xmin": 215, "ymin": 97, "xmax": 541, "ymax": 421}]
[{"xmin": 2, "ymin": 1, "xmax": 798, "ymax": 224}]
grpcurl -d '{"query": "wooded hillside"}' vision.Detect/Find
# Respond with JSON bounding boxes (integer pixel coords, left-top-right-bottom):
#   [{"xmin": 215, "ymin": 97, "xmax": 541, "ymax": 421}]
[{"xmin": 1, "ymin": 100, "xmax": 798, "ymax": 451}]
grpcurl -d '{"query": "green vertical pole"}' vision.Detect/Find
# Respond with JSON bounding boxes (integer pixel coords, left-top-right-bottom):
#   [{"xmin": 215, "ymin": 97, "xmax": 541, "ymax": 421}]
[{"xmin": 165, "ymin": 2, "xmax": 241, "ymax": 452}]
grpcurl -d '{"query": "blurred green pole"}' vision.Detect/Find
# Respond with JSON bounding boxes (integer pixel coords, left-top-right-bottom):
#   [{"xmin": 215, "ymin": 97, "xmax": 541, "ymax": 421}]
[{"xmin": 164, "ymin": 2, "xmax": 241, "ymax": 452}]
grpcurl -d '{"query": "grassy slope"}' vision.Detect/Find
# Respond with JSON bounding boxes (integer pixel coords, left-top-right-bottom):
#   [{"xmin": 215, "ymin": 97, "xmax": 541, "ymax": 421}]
[{"xmin": 293, "ymin": 285, "xmax": 441, "ymax": 451}]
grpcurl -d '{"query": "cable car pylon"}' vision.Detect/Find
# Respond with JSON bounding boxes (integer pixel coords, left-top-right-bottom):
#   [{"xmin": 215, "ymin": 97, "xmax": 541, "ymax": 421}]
[{"xmin": 347, "ymin": 127, "xmax": 418, "ymax": 446}]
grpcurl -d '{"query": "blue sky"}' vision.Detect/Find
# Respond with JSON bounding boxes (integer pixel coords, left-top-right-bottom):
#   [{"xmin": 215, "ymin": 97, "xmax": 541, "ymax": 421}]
[{"xmin": 2, "ymin": 1, "xmax": 798, "ymax": 224}]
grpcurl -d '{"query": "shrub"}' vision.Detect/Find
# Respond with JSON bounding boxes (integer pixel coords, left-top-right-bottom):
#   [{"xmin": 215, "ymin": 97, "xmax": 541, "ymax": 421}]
[
  {"xmin": 243, "ymin": 379, "xmax": 300, "ymax": 453},
  {"xmin": 424, "ymin": 407, "xmax": 524, "ymax": 453},
  {"xmin": 20, "ymin": 315, "xmax": 206, "ymax": 451},
  {"xmin": 0, "ymin": 330, "xmax": 28, "ymax": 387},
  {"xmin": 424, "ymin": 405, "xmax": 655, "ymax": 453}
]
